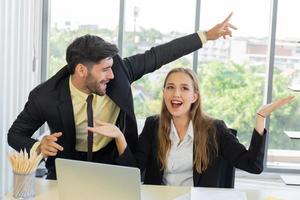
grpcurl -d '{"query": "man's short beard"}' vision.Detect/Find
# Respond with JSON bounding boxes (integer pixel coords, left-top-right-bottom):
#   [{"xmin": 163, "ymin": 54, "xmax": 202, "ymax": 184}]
[
  {"xmin": 94, "ymin": 90, "xmax": 105, "ymax": 96},
  {"xmin": 88, "ymin": 86, "xmax": 105, "ymax": 96},
  {"xmin": 86, "ymin": 72, "xmax": 105, "ymax": 96}
]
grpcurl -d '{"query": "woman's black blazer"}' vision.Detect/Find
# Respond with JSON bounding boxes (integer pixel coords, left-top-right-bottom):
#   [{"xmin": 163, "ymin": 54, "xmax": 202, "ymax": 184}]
[{"xmin": 120, "ymin": 115, "xmax": 266, "ymax": 187}]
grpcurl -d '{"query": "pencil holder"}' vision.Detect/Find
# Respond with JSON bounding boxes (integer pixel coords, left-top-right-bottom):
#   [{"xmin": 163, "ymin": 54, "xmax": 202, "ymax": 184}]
[{"xmin": 13, "ymin": 171, "xmax": 35, "ymax": 199}]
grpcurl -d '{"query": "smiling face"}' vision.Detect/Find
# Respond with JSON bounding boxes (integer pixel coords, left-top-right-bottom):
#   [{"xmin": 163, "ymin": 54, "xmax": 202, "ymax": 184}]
[
  {"xmin": 163, "ymin": 71, "xmax": 198, "ymax": 119},
  {"xmin": 84, "ymin": 57, "xmax": 114, "ymax": 96}
]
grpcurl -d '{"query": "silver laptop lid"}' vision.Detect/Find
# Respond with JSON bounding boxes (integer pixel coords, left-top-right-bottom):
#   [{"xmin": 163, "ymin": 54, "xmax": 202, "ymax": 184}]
[{"xmin": 55, "ymin": 158, "xmax": 141, "ymax": 200}]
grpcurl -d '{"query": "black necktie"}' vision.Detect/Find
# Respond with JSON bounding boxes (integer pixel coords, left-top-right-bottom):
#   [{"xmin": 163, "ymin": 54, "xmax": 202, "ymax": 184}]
[{"xmin": 86, "ymin": 94, "xmax": 94, "ymax": 161}]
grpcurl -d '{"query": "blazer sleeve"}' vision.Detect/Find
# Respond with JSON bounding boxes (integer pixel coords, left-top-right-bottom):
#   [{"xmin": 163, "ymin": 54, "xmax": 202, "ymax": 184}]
[
  {"xmin": 123, "ymin": 33, "xmax": 203, "ymax": 83},
  {"xmin": 115, "ymin": 116, "xmax": 157, "ymax": 170},
  {"xmin": 7, "ymin": 90, "xmax": 45, "ymax": 153},
  {"xmin": 217, "ymin": 120, "xmax": 267, "ymax": 174},
  {"xmin": 134, "ymin": 116, "xmax": 158, "ymax": 172}
]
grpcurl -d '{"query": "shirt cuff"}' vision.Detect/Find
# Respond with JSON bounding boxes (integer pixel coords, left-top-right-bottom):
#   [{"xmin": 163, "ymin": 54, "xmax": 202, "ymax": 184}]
[
  {"xmin": 197, "ymin": 31, "xmax": 207, "ymax": 44},
  {"xmin": 30, "ymin": 141, "xmax": 41, "ymax": 154}
]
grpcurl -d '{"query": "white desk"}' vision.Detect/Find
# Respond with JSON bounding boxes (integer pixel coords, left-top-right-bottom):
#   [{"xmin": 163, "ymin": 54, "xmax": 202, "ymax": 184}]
[
  {"xmin": 5, "ymin": 180, "xmax": 188, "ymax": 200},
  {"xmin": 281, "ymin": 131, "xmax": 300, "ymax": 186},
  {"xmin": 4, "ymin": 179, "xmax": 300, "ymax": 200},
  {"xmin": 284, "ymin": 131, "xmax": 300, "ymax": 139}
]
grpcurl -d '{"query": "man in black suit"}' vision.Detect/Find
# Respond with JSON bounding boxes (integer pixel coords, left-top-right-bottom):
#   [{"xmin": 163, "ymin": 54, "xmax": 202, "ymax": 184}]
[{"xmin": 7, "ymin": 13, "xmax": 236, "ymax": 179}]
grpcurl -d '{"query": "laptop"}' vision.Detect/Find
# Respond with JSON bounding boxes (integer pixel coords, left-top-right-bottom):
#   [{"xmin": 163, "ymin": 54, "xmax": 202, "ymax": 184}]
[
  {"xmin": 284, "ymin": 131, "xmax": 300, "ymax": 139},
  {"xmin": 280, "ymin": 174, "xmax": 300, "ymax": 186},
  {"xmin": 55, "ymin": 158, "xmax": 141, "ymax": 200}
]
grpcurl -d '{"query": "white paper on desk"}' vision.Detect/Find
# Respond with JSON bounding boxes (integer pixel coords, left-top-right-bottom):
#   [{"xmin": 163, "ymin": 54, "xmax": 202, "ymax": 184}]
[
  {"xmin": 173, "ymin": 192, "xmax": 190, "ymax": 200},
  {"xmin": 191, "ymin": 188, "xmax": 247, "ymax": 200}
]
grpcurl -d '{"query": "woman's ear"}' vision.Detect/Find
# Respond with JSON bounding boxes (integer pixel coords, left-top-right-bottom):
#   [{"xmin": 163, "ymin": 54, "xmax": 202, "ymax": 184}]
[{"xmin": 192, "ymin": 93, "xmax": 199, "ymax": 103}]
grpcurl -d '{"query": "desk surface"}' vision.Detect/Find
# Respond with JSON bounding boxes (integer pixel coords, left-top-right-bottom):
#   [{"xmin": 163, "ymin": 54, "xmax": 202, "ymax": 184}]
[{"xmin": 4, "ymin": 179, "xmax": 300, "ymax": 200}]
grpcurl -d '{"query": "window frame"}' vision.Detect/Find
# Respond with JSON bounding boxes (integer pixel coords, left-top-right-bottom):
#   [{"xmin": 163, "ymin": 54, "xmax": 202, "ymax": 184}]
[{"xmin": 42, "ymin": 0, "xmax": 300, "ymax": 174}]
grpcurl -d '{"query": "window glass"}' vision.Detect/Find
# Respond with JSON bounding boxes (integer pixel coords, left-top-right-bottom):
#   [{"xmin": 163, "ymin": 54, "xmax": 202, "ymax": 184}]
[
  {"xmin": 270, "ymin": 0, "xmax": 300, "ymax": 170},
  {"xmin": 199, "ymin": 0, "xmax": 270, "ymax": 147},
  {"xmin": 124, "ymin": 0, "xmax": 195, "ymax": 119},
  {"xmin": 49, "ymin": 0, "xmax": 119, "ymax": 77}
]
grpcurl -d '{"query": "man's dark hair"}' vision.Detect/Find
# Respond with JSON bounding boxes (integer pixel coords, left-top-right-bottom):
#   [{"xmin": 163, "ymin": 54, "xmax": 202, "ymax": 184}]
[{"xmin": 66, "ymin": 34, "xmax": 119, "ymax": 74}]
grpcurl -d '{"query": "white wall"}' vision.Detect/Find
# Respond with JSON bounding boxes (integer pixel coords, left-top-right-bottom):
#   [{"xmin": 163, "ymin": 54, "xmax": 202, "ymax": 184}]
[{"xmin": 0, "ymin": 0, "xmax": 43, "ymax": 197}]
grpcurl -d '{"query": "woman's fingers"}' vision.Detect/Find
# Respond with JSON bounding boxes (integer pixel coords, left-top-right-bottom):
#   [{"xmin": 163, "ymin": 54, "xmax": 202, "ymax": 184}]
[
  {"xmin": 258, "ymin": 96, "xmax": 295, "ymax": 116},
  {"xmin": 95, "ymin": 119, "xmax": 108, "ymax": 126},
  {"xmin": 269, "ymin": 96, "xmax": 294, "ymax": 111}
]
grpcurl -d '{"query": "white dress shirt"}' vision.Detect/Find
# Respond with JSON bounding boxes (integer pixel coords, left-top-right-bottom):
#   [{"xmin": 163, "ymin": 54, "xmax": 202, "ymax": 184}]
[{"xmin": 162, "ymin": 120, "xmax": 194, "ymax": 186}]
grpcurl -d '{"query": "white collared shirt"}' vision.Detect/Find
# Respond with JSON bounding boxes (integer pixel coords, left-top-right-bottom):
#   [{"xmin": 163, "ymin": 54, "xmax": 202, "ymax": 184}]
[{"xmin": 162, "ymin": 120, "xmax": 194, "ymax": 186}]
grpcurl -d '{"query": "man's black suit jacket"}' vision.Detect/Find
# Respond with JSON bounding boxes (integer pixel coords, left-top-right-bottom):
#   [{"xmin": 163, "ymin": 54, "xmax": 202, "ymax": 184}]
[
  {"xmin": 121, "ymin": 116, "xmax": 266, "ymax": 187},
  {"xmin": 7, "ymin": 33, "xmax": 203, "ymax": 179}
]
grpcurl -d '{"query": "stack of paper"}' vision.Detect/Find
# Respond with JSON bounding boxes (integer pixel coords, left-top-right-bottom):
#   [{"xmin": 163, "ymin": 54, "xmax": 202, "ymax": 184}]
[{"xmin": 190, "ymin": 188, "xmax": 247, "ymax": 200}]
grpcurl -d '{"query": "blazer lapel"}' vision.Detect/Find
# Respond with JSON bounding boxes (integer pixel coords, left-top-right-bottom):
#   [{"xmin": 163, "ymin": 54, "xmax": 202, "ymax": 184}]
[
  {"xmin": 107, "ymin": 55, "xmax": 135, "ymax": 120},
  {"xmin": 57, "ymin": 77, "xmax": 76, "ymax": 153},
  {"xmin": 152, "ymin": 133, "xmax": 164, "ymax": 184}
]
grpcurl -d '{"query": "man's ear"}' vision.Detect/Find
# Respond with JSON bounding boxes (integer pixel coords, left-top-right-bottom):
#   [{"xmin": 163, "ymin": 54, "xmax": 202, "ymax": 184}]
[{"xmin": 74, "ymin": 64, "xmax": 87, "ymax": 78}]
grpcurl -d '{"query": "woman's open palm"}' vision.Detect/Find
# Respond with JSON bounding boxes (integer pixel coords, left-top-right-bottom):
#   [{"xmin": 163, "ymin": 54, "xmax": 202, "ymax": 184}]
[
  {"xmin": 87, "ymin": 120, "xmax": 122, "ymax": 139},
  {"xmin": 257, "ymin": 96, "xmax": 295, "ymax": 117}
]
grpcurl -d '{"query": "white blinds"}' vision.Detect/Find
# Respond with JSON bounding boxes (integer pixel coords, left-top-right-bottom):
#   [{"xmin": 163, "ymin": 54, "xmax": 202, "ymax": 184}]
[{"xmin": 0, "ymin": 0, "xmax": 43, "ymax": 197}]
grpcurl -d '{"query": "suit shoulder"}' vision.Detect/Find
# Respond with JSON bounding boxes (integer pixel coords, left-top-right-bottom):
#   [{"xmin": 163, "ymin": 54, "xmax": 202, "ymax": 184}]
[
  {"xmin": 212, "ymin": 119, "xmax": 237, "ymax": 136},
  {"xmin": 145, "ymin": 115, "xmax": 159, "ymax": 124},
  {"xmin": 213, "ymin": 119, "xmax": 226, "ymax": 128},
  {"xmin": 30, "ymin": 66, "xmax": 69, "ymax": 98}
]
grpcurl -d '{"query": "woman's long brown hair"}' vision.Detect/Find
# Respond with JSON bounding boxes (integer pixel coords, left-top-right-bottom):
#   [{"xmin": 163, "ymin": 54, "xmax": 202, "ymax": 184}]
[{"xmin": 157, "ymin": 68, "xmax": 218, "ymax": 173}]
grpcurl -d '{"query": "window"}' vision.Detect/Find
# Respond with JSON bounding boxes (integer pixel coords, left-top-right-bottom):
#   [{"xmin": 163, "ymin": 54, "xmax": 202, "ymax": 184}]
[
  {"xmin": 123, "ymin": 0, "xmax": 196, "ymax": 120},
  {"xmin": 198, "ymin": 0, "xmax": 271, "ymax": 147},
  {"xmin": 46, "ymin": 0, "xmax": 300, "ymax": 173},
  {"xmin": 269, "ymin": 0, "xmax": 300, "ymax": 170},
  {"xmin": 48, "ymin": 0, "xmax": 119, "ymax": 77}
]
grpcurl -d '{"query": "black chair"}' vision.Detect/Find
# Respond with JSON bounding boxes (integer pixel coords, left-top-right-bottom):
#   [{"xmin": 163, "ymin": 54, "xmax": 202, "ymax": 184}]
[{"xmin": 217, "ymin": 128, "xmax": 237, "ymax": 188}]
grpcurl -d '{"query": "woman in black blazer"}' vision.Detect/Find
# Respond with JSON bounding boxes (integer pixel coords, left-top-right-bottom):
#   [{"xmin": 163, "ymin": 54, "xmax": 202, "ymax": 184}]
[{"xmin": 89, "ymin": 68, "xmax": 294, "ymax": 187}]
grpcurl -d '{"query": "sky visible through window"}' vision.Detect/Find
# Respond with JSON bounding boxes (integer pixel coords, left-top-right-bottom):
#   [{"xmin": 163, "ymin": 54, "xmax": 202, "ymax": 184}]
[{"xmin": 51, "ymin": 0, "xmax": 300, "ymax": 40}]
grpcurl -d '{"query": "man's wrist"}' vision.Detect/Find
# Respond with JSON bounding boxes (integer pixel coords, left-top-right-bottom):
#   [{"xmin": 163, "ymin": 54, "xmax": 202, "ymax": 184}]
[
  {"xmin": 31, "ymin": 141, "xmax": 41, "ymax": 154},
  {"xmin": 197, "ymin": 31, "xmax": 207, "ymax": 44}
]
